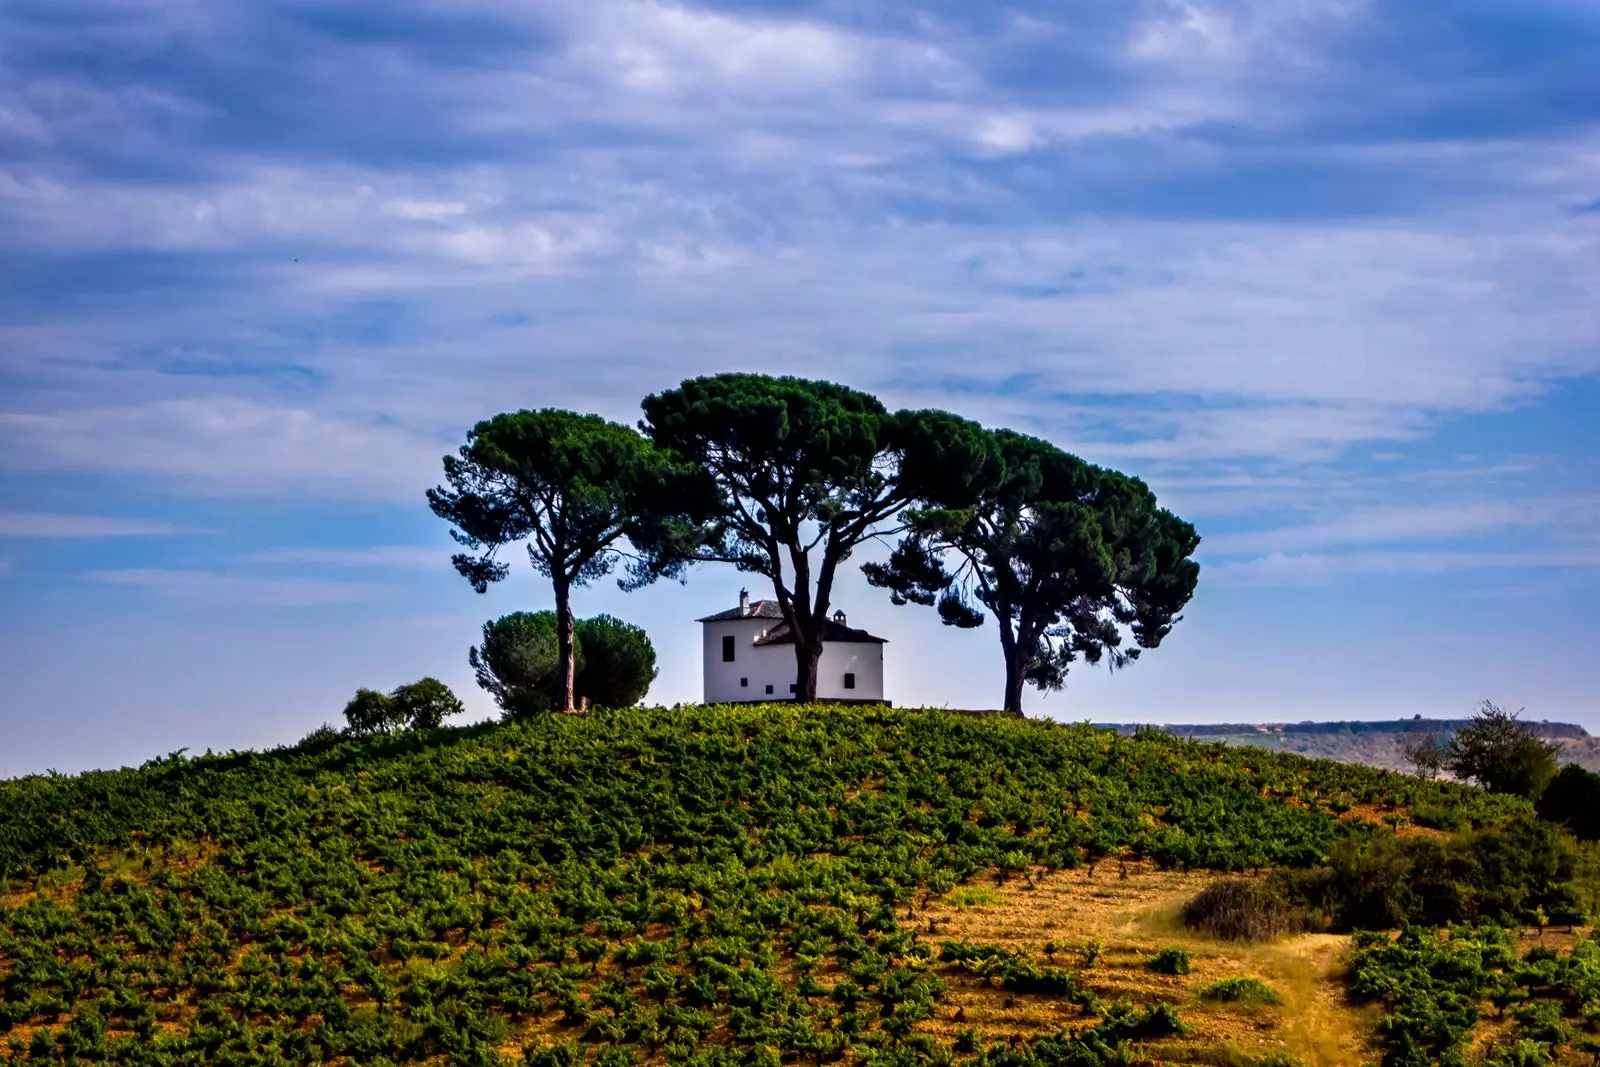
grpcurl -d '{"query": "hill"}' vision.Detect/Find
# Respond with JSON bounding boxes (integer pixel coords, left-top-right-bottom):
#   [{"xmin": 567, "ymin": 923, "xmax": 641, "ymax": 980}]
[
  {"xmin": 0, "ymin": 705, "xmax": 1583, "ymax": 1066},
  {"xmin": 1100, "ymin": 719, "xmax": 1600, "ymax": 775}
]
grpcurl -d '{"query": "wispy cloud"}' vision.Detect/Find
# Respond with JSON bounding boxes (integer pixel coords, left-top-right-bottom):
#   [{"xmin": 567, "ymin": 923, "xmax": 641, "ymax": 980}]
[
  {"xmin": 1210, "ymin": 548, "xmax": 1600, "ymax": 587},
  {"xmin": 0, "ymin": 512, "xmax": 211, "ymax": 537},
  {"xmin": 82, "ymin": 568, "xmax": 381, "ymax": 606},
  {"xmin": 244, "ymin": 546, "xmax": 450, "ymax": 568},
  {"xmin": 0, "ymin": 401, "xmax": 446, "ymax": 500},
  {"xmin": 1203, "ymin": 498, "xmax": 1600, "ymax": 557}
]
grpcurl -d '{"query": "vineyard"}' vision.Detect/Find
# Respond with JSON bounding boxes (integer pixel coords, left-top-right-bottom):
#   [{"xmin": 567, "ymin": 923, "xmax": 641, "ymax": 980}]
[{"xmin": 0, "ymin": 704, "xmax": 1565, "ymax": 1066}]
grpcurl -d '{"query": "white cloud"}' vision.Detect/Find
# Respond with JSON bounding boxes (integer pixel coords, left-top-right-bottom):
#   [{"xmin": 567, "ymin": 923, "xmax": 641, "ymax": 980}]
[
  {"xmin": 1203, "ymin": 498, "xmax": 1600, "ymax": 557},
  {"xmin": 244, "ymin": 546, "xmax": 450, "ymax": 568},
  {"xmin": 83, "ymin": 568, "xmax": 381, "ymax": 606},
  {"xmin": 1209, "ymin": 547, "xmax": 1600, "ymax": 586},
  {"xmin": 0, "ymin": 512, "xmax": 210, "ymax": 537},
  {"xmin": 0, "ymin": 400, "xmax": 446, "ymax": 500}
]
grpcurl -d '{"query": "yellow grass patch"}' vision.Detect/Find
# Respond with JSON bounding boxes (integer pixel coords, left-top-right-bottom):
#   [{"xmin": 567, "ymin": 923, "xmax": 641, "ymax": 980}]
[{"xmin": 916, "ymin": 863, "xmax": 1380, "ymax": 1067}]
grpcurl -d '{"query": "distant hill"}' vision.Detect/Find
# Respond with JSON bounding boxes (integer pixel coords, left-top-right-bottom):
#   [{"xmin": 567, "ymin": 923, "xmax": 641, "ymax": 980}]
[{"xmin": 1101, "ymin": 717, "xmax": 1600, "ymax": 774}]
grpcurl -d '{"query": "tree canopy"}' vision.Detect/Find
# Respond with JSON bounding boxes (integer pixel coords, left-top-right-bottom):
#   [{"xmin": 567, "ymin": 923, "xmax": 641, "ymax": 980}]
[
  {"xmin": 428, "ymin": 409, "xmax": 690, "ymax": 711},
  {"xmin": 1445, "ymin": 701, "xmax": 1561, "ymax": 799},
  {"xmin": 637, "ymin": 373, "xmax": 992, "ymax": 701},
  {"xmin": 864, "ymin": 429, "xmax": 1200, "ymax": 713},
  {"xmin": 343, "ymin": 678, "xmax": 464, "ymax": 735},
  {"xmin": 470, "ymin": 610, "xmax": 657, "ymax": 714}
]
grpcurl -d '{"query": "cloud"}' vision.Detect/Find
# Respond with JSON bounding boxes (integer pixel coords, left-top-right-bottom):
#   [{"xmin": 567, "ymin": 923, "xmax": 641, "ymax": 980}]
[
  {"xmin": 1203, "ymin": 497, "xmax": 1600, "ymax": 556},
  {"xmin": 1209, "ymin": 547, "xmax": 1600, "ymax": 586},
  {"xmin": 0, "ymin": 512, "xmax": 211, "ymax": 537},
  {"xmin": 0, "ymin": 0, "xmax": 1594, "ymax": 527},
  {"xmin": 0, "ymin": 400, "xmax": 447, "ymax": 500},
  {"xmin": 244, "ymin": 546, "xmax": 450, "ymax": 568},
  {"xmin": 83, "ymin": 568, "xmax": 381, "ymax": 606}
]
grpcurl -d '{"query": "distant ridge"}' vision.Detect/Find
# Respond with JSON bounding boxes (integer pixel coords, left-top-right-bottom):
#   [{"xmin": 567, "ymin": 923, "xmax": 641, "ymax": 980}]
[
  {"xmin": 1092, "ymin": 717, "xmax": 1600, "ymax": 773},
  {"xmin": 1101, "ymin": 718, "xmax": 1590, "ymax": 739}
]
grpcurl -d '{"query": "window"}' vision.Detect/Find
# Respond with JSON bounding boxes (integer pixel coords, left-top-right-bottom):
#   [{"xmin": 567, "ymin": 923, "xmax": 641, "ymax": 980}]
[
  {"xmin": 722, "ymin": 634, "xmax": 735, "ymax": 662},
  {"xmin": 740, "ymin": 677, "xmax": 748, "ymax": 688},
  {"xmin": 789, "ymin": 684, "xmax": 797, "ymax": 693},
  {"xmin": 844, "ymin": 672, "xmax": 856, "ymax": 690},
  {"xmin": 765, "ymin": 684, "xmax": 774, "ymax": 694}
]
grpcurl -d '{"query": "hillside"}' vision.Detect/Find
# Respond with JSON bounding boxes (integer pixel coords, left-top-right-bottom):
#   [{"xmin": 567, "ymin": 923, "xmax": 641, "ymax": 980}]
[
  {"xmin": 0, "ymin": 705, "xmax": 1578, "ymax": 1066},
  {"xmin": 1102, "ymin": 719, "xmax": 1600, "ymax": 775}
]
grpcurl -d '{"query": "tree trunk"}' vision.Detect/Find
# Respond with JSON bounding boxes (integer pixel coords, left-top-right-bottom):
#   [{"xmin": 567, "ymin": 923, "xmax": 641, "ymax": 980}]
[
  {"xmin": 792, "ymin": 631, "xmax": 823, "ymax": 702},
  {"xmin": 997, "ymin": 612, "xmax": 1025, "ymax": 715},
  {"xmin": 554, "ymin": 577, "xmax": 576, "ymax": 711},
  {"xmin": 1002, "ymin": 655, "xmax": 1026, "ymax": 715}
]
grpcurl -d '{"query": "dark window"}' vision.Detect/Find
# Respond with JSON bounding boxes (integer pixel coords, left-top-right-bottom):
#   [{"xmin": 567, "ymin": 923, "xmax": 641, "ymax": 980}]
[
  {"xmin": 765, "ymin": 684, "xmax": 773, "ymax": 694},
  {"xmin": 722, "ymin": 635, "xmax": 735, "ymax": 662},
  {"xmin": 789, "ymin": 684, "xmax": 797, "ymax": 693},
  {"xmin": 740, "ymin": 677, "xmax": 748, "ymax": 688},
  {"xmin": 844, "ymin": 672, "xmax": 856, "ymax": 690}
]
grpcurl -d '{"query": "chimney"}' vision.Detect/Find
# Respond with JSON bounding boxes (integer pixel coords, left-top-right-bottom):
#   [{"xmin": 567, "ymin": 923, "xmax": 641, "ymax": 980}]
[
  {"xmin": 833, "ymin": 608, "xmax": 846, "ymax": 625},
  {"xmin": 739, "ymin": 588, "xmax": 750, "ymax": 614}
]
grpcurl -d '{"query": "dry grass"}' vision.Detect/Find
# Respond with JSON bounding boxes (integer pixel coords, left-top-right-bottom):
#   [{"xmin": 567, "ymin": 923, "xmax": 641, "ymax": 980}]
[{"xmin": 915, "ymin": 863, "xmax": 1379, "ymax": 1067}]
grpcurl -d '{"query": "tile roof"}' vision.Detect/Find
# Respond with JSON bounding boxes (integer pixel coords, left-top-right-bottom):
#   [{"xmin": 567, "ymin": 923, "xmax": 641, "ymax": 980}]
[
  {"xmin": 695, "ymin": 599, "xmax": 786, "ymax": 622},
  {"xmin": 753, "ymin": 619, "xmax": 888, "ymax": 646}
]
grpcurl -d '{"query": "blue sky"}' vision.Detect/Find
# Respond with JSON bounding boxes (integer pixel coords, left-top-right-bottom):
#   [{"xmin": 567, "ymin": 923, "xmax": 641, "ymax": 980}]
[{"xmin": 1, "ymin": 0, "xmax": 1597, "ymax": 776}]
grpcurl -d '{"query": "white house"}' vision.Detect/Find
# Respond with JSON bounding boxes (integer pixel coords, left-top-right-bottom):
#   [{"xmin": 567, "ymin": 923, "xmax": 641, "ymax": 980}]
[{"xmin": 699, "ymin": 589, "xmax": 887, "ymax": 704}]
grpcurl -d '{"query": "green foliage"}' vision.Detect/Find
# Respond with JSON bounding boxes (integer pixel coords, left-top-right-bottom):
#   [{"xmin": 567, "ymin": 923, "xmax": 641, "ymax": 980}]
[
  {"xmin": 1182, "ymin": 879, "xmax": 1299, "ymax": 942},
  {"xmin": 471, "ymin": 611, "xmax": 658, "ymax": 713},
  {"xmin": 345, "ymin": 680, "xmax": 465, "ymax": 735},
  {"xmin": 430, "ymin": 408, "xmax": 696, "ymax": 710},
  {"xmin": 1147, "ymin": 948, "xmax": 1191, "ymax": 975},
  {"xmin": 471, "ymin": 610, "xmax": 568, "ymax": 715},
  {"xmin": 389, "ymin": 677, "xmax": 465, "ymax": 730},
  {"xmin": 864, "ymin": 428, "xmax": 1199, "ymax": 713},
  {"xmin": 1197, "ymin": 978, "xmax": 1282, "ymax": 1006},
  {"xmin": 573, "ymin": 615, "xmax": 657, "ymax": 708},
  {"xmin": 343, "ymin": 687, "xmax": 401, "ymax": 735},
  {"xmin": 1345, "ymin": 924, "xmax": 1600, "ymax": 1067},
  {"xmin": 1537, "ymin": 763, "xmax": 1600, "ymax": 841},
  {"xmin": 0, "ymin": 705, "xmax": 1541, "ymax": 1065},
  {"xmin": 1446, "ymin": 701, "xmax": 1561, "ymax": 799},
  {"xmin": 638, "ymin": 373, "xmax": 992, "ymax": 700}
]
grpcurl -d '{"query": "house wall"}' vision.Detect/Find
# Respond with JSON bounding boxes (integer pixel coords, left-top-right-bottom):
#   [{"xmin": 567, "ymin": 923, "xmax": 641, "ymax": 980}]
[
  {"xmin": 815, "ymin": 641, "xmax": 884, "ymax": 701},
  {"xmin": 702, "ymin": 619, "xmax": 792, "ymax": 703},
  {"xmin": 703, "ymin": 620, "xmax": 886, "ymax": 703}
]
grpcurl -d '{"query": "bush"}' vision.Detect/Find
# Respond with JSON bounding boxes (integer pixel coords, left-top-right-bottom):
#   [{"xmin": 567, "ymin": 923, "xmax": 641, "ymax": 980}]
[
  {"xmin": 1537, "ymin": 764, "xmax": 1600, "ymax": 841},
  {"xmin": 1198, "ymin": 978, "xmax": 1282, "ymax": 1006},
  {"xmin": 471, "ymin": 612, "xmax": 567, "ymax": 715},
  {"xmin": 344, "ymin": 679, "xmax": 466, "ymax": 735},
  {"xmin": 472, "ymin": 611, "xmax": 657, "ymax": 714},
  {"xmin": 298, "ymin": 722, "xmax": 345, "ymax": 751},
  {"xmin": 1182, "ymin": 879, "xmax": 1297, "ymax": 942},
  {"xmin": 574, "ymin": 615, "xmax": 658, "ymax": 708},
  {"xmin": 1148, "ymin": 948, "xmax": 1191, "ymax": 975},
  {"xmin": 343, "ymin": 688, "xmax": 401, "ymax": 736},
  {"xmin": 1446, "ymin": 701, "xmax": 1560, "ymax": 800},
  {"xmin": 390, "ymin": 677, "xmax": 465, "ymax": 729},
  {"xmin": 1411, "ymin": 804, "xmax": 1467, "ymax": 832}
]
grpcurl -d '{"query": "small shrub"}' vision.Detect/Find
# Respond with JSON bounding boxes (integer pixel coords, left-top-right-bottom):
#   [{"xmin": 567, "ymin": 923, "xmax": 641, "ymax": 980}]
[
  {"xmin": 389, "ymin": 677, "xmax": 464, "ymax": 729},
  {"xmin": 1148, "ymin": 948, "xmax": 1191, "ymax": 975},
  {"xmin": 1077, "ymin": 938, "xmax": 1104, "ymax": 969},
  {"xmin": 946, "ymin": 887, "xmax": 1001, "ymax": 909},
  {"xmin": 343, "ymin": 688, "xmax": 400, "ymax": 736},
  {"xmin": 1183, "ymin": 879, "xmax": 1297, "ymax": 942},
  {"xmin": 298, "ymin": 722, "xmax": 345, "ymax": 751},
  {"xmin": 1410, "ymin": 803, "xmax": 1467, "ymax": 832},
  {"xmin": 1198, "ymin": 977, "xmax": 1282, "ymax": 1006}
]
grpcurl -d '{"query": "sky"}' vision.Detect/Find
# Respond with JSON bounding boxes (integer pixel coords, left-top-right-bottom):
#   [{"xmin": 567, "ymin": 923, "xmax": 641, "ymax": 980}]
[{"xmin": 1, "ymin": 0, "xmax": 1597, "ymax": 777}]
